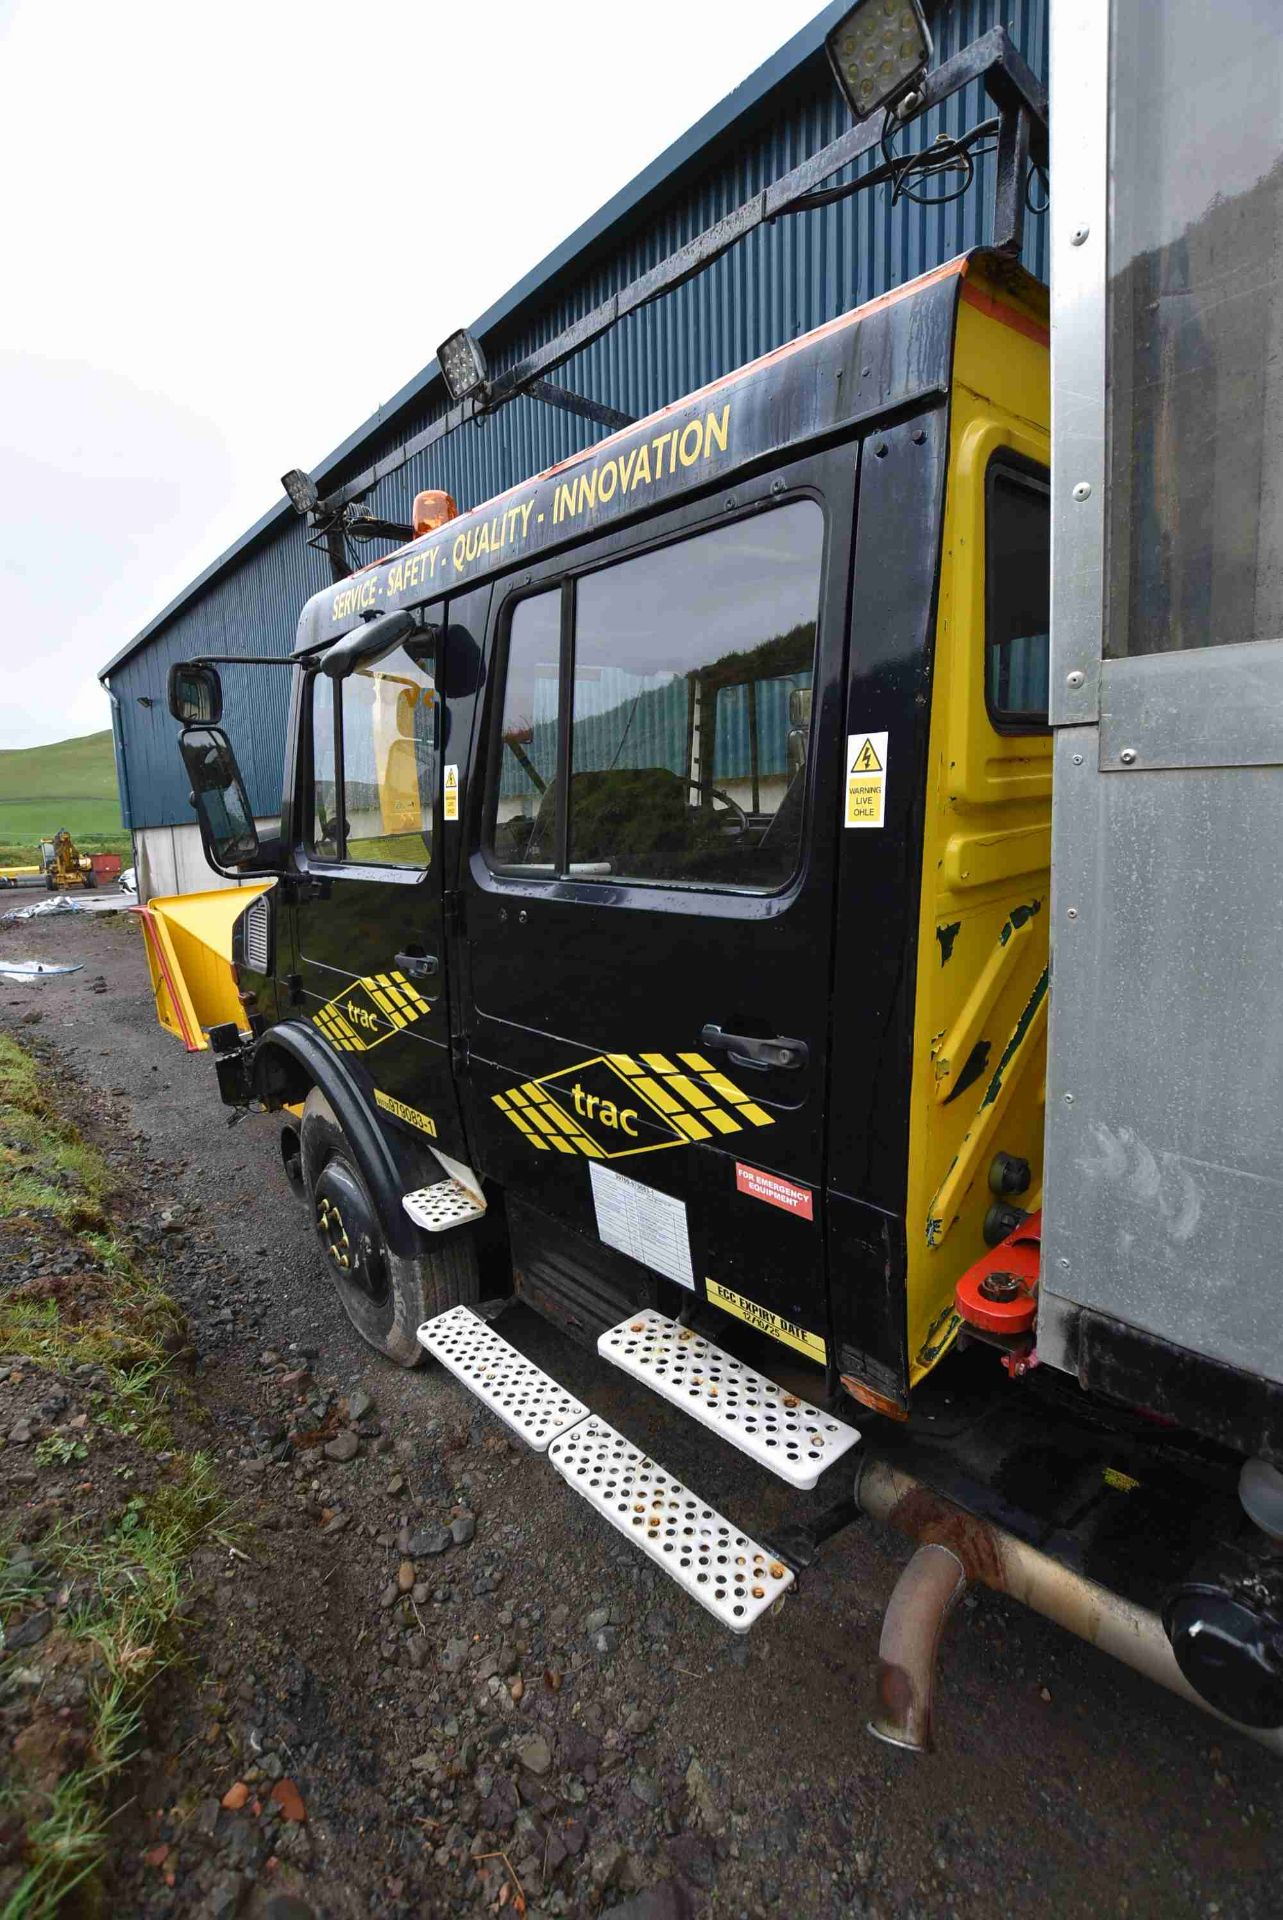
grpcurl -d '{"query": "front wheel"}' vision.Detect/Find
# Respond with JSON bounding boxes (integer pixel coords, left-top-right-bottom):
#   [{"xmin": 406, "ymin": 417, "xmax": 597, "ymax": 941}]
[{"xmin": 299, "ymin": 1089, "xmax": 478, "ymax": 1366}]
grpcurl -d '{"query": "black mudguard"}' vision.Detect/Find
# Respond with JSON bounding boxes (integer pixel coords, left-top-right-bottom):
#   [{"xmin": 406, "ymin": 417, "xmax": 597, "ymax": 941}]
[{"xmin": 249, "ymin": 1020, "xmax": 422, "ymax": 1259}]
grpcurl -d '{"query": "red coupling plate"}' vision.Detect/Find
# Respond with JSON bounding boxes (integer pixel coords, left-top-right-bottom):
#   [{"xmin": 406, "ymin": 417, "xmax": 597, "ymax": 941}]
[{"xmin": 954, "ymin": 1208, "xmax": 1041, "ymax": 1335}]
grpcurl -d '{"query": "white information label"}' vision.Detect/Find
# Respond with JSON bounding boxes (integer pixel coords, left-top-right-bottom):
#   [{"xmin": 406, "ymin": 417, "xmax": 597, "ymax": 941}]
[
  {"xmin": 589, "ymin": 1163, "xmax": 694, "ymax": 1291},
  {"xmin": 443, "ymin": 764, "xmax": 460, "ymax": 822},
  {"xmin": 844, "ymin": 730, "xmax": 888, "ymax": 829}
]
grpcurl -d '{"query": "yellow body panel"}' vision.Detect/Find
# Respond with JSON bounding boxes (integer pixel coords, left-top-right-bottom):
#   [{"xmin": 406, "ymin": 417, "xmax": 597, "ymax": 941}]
[
  {"xmin": 904, "ymin": 266, "xmax": 1051, "ymax": 1384},
  {"xmin": 136, "ymin": 884, "xmax": 273, "ymax": 1051}
]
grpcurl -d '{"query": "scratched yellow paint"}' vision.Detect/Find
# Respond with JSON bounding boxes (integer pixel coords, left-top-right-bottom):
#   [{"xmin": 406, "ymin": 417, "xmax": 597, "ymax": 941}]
[{"xmin": 904, "ymin": 261, "xmax": 1052, "ymax": 1386}]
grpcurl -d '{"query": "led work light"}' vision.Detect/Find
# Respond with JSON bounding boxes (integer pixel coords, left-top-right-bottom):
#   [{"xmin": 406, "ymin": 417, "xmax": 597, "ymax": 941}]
[
  {"xmin": 826, "ymin": 0, "xmax": 933, "ymax": 123},
  {"xmin": 437, "ymin": 328, "xmax": 489, "ymax": 407},
  {"xmin": 281, "ymin": 468, "xmax": 320, "ymax": 516}
]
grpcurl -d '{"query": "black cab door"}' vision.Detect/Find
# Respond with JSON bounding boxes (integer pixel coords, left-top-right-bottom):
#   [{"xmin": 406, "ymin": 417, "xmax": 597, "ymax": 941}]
[
  {"xmin": 457, "ymin": 451, "xmax": 855, "ymax": 1362},
  {"xmin": 289, "ymin": 612, "xmax": 467, "ymax": 1163}
]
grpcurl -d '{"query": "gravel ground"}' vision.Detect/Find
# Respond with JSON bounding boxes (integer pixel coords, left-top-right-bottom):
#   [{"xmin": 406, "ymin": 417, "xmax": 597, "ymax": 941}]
[{"xmin": 3, "ymin": 907, "xmax": 1282, "ymax": 1920}]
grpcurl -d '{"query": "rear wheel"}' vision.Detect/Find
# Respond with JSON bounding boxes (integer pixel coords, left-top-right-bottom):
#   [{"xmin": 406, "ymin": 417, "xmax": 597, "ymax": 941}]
[{"xmin": 299, "ymin": 1089, "xmax": 478, "ymax": 1366}]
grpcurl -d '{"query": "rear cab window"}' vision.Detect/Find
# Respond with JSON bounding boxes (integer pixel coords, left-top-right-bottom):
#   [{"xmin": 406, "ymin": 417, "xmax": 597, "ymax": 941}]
[
  {"xmin": 986, "ymin": 458, "xmax": 1050, "ymax": 731},
  {"xmin": 486, "ymin": 501, "xmax": 825, "ymax": 893}
]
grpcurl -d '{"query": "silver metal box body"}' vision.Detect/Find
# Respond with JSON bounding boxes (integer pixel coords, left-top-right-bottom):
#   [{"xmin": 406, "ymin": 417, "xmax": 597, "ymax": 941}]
[{"xmin": 1041, "ymin": 0, "xmax": 1283, "ymax": 1390}]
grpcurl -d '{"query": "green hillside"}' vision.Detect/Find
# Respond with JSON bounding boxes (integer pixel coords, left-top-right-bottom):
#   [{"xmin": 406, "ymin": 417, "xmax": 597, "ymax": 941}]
[{"xmin": 0, "ymin": 729, "xmax": 129, "ymax": 866}]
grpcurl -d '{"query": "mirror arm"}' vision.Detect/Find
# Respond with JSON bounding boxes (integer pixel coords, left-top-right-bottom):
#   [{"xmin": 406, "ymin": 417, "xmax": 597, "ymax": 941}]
[{"xmin": 320, "ymin": 606, "xmax": 423, "ymax": 679}]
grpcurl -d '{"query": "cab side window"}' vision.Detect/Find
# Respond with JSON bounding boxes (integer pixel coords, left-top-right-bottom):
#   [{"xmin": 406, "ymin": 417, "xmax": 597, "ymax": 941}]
[
  {"xmin": 492, "ymin": 590, "xmax": 561, "ymax": 868},
  {"xmin": 986, "ymin": 460, "xmax": 1050, "ymax": 730},
  {"xmin": 307, "ymin": 639, "xmax": 438, "ymax": 867},
  {"xmin": 308, "ymin": 675, "xmax": 340, "ymax": 860},
  {"xmin": 486, "ymin": 501, "xmax": 824, "ymax": 892}
]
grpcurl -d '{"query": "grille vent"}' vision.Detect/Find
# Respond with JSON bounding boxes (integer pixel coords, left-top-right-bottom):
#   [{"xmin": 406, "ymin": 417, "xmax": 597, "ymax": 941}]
[{"xmin": 240, "ymin": 895, "xmax": 271, "ymax": 973}]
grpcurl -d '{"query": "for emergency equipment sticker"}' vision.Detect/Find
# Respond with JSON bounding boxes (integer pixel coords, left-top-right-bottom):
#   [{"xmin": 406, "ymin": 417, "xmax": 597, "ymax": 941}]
[
  {"xmin": 735, "ymin": 1162, "xmax": 814, "ymax": 1221},
  {"xmin": 705, "ymin": 1280, "xmax": 827, "ymax": 1364},
  {"xmin": 443, "ymin": 765, "xmax": 460, "ymax": 822},
  {"xmin": 845, "ymin": 731, "xmax": 888, "ymax": 829},
  {"xmin": 589, "ymin": 1163, "xmax": 694, "ymax": 1291}
]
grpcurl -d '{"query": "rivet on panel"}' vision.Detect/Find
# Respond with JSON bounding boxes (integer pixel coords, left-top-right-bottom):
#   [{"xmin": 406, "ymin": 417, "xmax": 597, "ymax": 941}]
[
  {"xmin": 1119, "ymin": 747, "xmax": 1137, "ymax": 765},
  {"xmin": 1063, "ymin": 1093, "xmax": 1074, "ymax": 1105},
  {"xmin": 1072, "ymin": 753, "xmax": 1084, "ymax": 766},
  {"xmin": 1070, "ymin": 224, "xmax": 1090, "ymax": 246},
  {"xmin": 1066, "ymin": 670, "xmax": 1084, "ymax": 689},
  {"xmin": 1066, "ymin": 908, "xmax": 1078, "ymax": 919},
  {"xmin": 1072, "ymin": 481, "xmax": 1092, "ymax": 502}
]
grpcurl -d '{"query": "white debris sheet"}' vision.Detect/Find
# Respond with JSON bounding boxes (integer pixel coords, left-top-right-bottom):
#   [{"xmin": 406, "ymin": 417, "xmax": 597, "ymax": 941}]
[
  {"xmin": 0, "ymin": 958, "xmax": 85, "ymax": 981},
  {"xmin": 2, "ymin": 893, "xmax": 127, "ymax": 924}
]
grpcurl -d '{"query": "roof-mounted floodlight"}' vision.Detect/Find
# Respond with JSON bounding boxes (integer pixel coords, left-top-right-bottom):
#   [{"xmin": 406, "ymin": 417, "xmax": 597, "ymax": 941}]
[
  {"xmin": 826, "ymin": 0, "xmax": 933, "ymax": 123},
  {"xmin": 281, "ymin": 468, "xmax": 320, "ymax": 516},
  {"xmin": 437, "ymin": 328, "xmax": 489, "ymax": 407}
]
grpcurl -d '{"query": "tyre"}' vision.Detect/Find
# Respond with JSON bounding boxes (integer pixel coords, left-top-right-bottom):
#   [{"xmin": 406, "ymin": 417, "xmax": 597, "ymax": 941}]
[{"xmin": 299, "ymin": 1088, "xmax": 478, "ymax": 1366}]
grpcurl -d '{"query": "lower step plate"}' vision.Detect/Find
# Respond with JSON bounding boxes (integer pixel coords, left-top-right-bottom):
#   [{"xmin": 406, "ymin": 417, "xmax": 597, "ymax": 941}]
[
  {"xmin": 403, "ymin": 1180, "xmax": 486, "ymax": 1233},
  {"xmin": 598, "ymin": 1309, "xmax": 860, "ymax": 1490},
  {"xmin": 549, "ymin": 1414, "xmax": 794, "ymax": 1632},
  {"xmin": 417, "ymin": 1305, "xmax": 589, "ymax": 1451}
]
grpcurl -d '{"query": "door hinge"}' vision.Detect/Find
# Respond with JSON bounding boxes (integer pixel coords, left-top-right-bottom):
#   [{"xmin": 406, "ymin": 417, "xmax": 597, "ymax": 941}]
[
  {"xmin": 450, "ymin": 1032, "xmax": 471, "ymax": 1077},
  {"xmin": 285, "ymin": 972, "xmax": 304, "ymax": 1007},
  {"xmin": 444, "ymin": 888, "xmax": 465, "ymax": 935},
  {"xmin": 282, "ymin": 872, "xmax": 329, "ymax": 905}
]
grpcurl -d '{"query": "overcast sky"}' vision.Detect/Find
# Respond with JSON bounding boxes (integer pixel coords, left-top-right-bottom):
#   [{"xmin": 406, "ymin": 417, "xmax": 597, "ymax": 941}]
[{"xmin": 0, "ymin": 0, "xmax": 828, "ymax": 751}]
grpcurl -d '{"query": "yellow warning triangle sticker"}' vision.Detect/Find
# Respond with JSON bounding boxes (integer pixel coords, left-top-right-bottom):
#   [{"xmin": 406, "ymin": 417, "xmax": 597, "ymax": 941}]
[
  {"xmin": 444, "ymin": 767, "xmax": 458, "ymax": 788},
  {"xmin": 850, "ymin": 737, "xmax": 883, "ymax": 774}
]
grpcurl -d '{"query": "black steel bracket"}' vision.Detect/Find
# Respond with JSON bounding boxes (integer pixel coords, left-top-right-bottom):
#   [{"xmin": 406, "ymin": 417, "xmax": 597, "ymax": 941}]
[
  {"xmin": 768, "ymin": 1494, "xmax": 863, "ymax": 1575},
  {"xmin": 523, "ymin": 377, "xmax": 635, "ymax": 433},
  {"xmin": 314, "ymin": 27, "xmax": 1046, "ymax": 553}
]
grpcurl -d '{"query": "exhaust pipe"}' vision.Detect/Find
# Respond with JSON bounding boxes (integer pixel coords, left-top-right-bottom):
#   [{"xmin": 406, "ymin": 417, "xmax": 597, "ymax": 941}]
[
  {"xmin": 868, "ymin": 1541, "xmax": 967, "ymax": 1751},
  {"xmin": 857, "ymin": 1457, "xmax": 1283, "ymax": 1757}
]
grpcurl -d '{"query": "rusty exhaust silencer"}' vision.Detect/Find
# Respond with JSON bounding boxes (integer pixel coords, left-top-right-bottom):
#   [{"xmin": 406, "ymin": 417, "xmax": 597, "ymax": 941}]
[{"xmin": 857, "ymin": 1458, "xmax": 1283, "ymax": 1756}]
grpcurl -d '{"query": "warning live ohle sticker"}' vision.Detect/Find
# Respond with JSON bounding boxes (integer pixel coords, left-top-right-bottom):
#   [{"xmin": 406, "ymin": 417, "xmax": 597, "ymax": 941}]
[
  {"xmin": 735, "ymin": 1162, "xmax": 814, "ymax": 1221},
  {"xmin": 845, "ymin": 730, "xmax": 887, "ymax": 829},
  {"xmin": 443, "ymin": 764, "xmax": 460, "ymax": 822}
]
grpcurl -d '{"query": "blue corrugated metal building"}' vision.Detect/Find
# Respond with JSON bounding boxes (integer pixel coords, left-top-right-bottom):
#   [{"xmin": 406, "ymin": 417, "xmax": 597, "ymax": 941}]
[{"xmin": 99, "ymin": 0, "xmax": 1047, "ymax": 890}]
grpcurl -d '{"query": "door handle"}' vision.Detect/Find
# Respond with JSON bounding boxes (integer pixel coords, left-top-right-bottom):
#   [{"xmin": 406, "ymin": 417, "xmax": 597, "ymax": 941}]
[
  {"xmin": 395, "ymin": 951, "xmax": 439, "ymax": 980},
  {"xmin": 700, "ymin": 1024, "xmax": 808, "ymax": 1073}
]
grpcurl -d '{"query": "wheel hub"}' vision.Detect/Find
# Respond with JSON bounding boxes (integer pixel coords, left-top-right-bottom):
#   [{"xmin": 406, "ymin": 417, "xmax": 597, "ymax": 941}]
[
  {"xmin": 316, "ymin": 1193, "xmax": 352, "ymax": 1270},
  {"xmin": 313, "ymin": 1160, "xmax": 388, "ymax": 1305}
]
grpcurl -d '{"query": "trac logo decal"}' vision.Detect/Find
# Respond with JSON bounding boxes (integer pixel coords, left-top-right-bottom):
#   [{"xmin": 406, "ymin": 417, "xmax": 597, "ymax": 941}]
[
  {"xmin": 493, "ymin": 1051, "xmax": 773, "ymax": 1160},
  {"xmin": 312, "ymin": 971, "xmax": 430, "ymax": 1054}
]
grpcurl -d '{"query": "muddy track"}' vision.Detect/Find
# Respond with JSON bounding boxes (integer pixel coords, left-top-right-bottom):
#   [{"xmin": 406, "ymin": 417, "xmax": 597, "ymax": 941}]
[{"xmin": 3, "ymin": 909, "xmax": 1281, "ymax": 1920}]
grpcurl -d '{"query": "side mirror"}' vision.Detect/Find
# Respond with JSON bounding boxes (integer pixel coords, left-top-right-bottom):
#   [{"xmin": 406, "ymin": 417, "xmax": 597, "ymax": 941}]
[
  {"xmin": 168, "ymin": 661, "xmax": 223, "ymax": 725},
  {"xmin": 178, "ymin": 726, "xmax": 260, "ymax": 868}
]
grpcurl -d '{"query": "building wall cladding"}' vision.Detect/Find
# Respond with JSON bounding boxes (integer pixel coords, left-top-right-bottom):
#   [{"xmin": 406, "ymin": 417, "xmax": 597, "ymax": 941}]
[{"xmin": 105, "ymin": 0, "xmax": 1047, "ymax": 834}]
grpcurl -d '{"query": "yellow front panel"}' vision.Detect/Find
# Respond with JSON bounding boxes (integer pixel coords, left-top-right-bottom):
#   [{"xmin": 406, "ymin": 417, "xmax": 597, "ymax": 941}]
[{"xmin": 904, "ymin": 267, "xmax": 1051, "ymax": 1384}]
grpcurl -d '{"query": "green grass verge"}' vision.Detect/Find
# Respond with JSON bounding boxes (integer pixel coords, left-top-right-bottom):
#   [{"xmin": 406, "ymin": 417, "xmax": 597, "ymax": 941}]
[
  {"xmin": 0, "ymin": 1033, "xmax": 231, "ymax": 1918},
  {"xmin": 0, "ymin": 730, "xmax": 127, "ymax": 871}
]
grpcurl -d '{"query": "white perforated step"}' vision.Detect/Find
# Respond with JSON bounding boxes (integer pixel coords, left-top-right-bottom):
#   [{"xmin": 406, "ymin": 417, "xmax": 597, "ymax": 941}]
[
  {"xmin": 549, "ymin": 1415, "xmax": 794, "ymax": 1632},
  {"xmin": 598, "ymin": 1309, "xmax": 860, "ymax": 1490},
  {"xmin": 403, "ymin": 1179, "xmax": 486, "ymax": 1233},
  {"xmin": 416, "ymin": 1305, "xmax": 589, "ymax": 1451}
]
